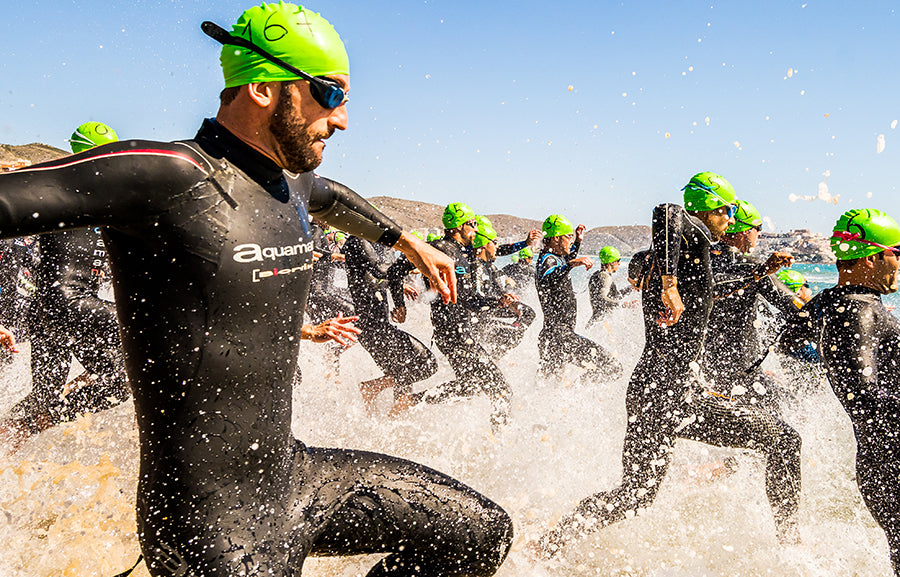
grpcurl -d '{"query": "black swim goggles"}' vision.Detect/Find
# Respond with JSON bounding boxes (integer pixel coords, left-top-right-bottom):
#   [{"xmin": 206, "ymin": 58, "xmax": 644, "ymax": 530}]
[{"xmin": 201, "ymin": 21, "xmax": 348, "ymax": 110}]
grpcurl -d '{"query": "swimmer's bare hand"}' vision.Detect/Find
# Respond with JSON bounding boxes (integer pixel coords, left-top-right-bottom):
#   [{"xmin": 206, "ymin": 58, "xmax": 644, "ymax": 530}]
[
  {"xmin": 391, "ymin": 306, "xmax": 407, "ymax": 324},
  {"xmin": 760, "ymin": 251, "xmax": 794, "ymax": 278},
  {"xmin": 526, "ymin": 229, "xmax": 542, "ymax": 245},
  {"xmin": 312, "ymin": 251, "xmax": 323, "ymax": 262},
  {"xmin": 0, "ymin": 325, "xmax": 18, "ymax": 353},
  {"xmin": 329, "ymin": 253, "xmax": 346, "ymax": 263},
  {"xmin": 394, "ymin": 231, "xmax": 456, "ymax": 304},
  {"xmin": 302, "ymin": 314, "xmax": 361, "ymax": 346},
  {"xmin": 659, "ymin": 276, "xmax": 684, "ymax": 326},
  {"xmin": 569, "ymin": 256, "xmax": 594, "ymax": 270},
  {"xmin": 574, "ymin": 224, "xmax": 587, "ymax": 243},
  {"xmin": 403, "ymin": 284, "xmax": 419, "ymax": 301},
  {"xmin": 498, "ymin": 293, "xmax": 520, "ymax": 308}
]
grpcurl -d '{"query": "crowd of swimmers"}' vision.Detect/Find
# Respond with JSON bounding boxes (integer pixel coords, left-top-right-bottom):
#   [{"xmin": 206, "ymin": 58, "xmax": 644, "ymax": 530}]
[{"xmin": 1, "ymin": 3, "xmax": 899, "ymax": 576}]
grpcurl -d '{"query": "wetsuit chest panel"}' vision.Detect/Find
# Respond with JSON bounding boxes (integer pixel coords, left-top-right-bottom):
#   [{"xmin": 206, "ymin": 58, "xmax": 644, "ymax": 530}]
[{"xmin": 537, "ymin": 252, "xmax": 577, "ymax": 330}]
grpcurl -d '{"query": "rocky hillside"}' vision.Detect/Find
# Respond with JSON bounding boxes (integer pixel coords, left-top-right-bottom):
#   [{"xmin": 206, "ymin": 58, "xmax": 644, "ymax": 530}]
[{"xmin": 0, "ymin": 143, "xmax": 67, "ymax": 170}]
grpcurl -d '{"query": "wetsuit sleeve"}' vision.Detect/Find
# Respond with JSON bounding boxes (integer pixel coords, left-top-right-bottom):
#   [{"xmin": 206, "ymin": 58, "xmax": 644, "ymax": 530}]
[
  {"xmin": 308, "ymin": 176, "xmax": 402, "ymax": 247},
  {"xmin": 496, "ymin": 240, "xmax": 528, "ymax": 257},
  {"xmin": 760, "ymin": 276, "xmax": 804, "ymax": 316},
  {"xmin": 569, "ymin": 240, "xmax": 581, "ymax": 259},
  {"xmin": 386, "ymin": 256, "xmax": 416, "ymax": 306},
  {"xmin": 352, "ymin": 238, "xmax": 393, "ymax": 279},
  {"xmin": 0, "ymin": 141, "xmax": 207, "ymax": 237},
  {"xmin": 651, "ymin": 204, "xmax": 685, "ymax": 277},
  {"xmin": 776, "ymin": 296, "xmax": 822, "ymax": 362},
  {"xmin": 593, "ymin": 272, "xmax": 621, "ymax": 305}
]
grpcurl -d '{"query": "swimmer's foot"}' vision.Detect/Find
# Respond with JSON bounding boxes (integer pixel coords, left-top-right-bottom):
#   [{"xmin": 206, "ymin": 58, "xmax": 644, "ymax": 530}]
[
  {"xmin": 360, "ymin": 376, "xmax": 395, "ymax": 414},
  {"xmin": 387, "ymin": 393, "xmax": 419, "ymax": 419}
]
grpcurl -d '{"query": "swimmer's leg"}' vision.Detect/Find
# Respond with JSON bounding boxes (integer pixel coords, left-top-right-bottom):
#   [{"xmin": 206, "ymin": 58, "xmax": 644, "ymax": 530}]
[
  {"xmin": 856, "ymin": 445, "xmax": 900, "ymax": 574},
  {"xmin": 296, "ymin": 446, "xmax": 513, "ymax": 577}
]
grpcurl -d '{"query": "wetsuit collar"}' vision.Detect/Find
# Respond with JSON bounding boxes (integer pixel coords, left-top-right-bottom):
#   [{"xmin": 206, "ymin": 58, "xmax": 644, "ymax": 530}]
[{"xmin": 194, "ymin": 118, "xmax": 287, "ymax": 187}]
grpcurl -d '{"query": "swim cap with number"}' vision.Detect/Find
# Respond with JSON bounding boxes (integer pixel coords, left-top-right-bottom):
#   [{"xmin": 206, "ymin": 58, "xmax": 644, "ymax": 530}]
[
  {"xmin": 831, "ymin": 208, "xmax": 900, "ymax": 260},
  {"xmin": 70, "ymin": 122, "xmax": 118, "ymax": 154},
  {"xmin": 442, "ymin": 202, "xmax": 476, "ymax": 229},
  {"xmin": 682, "ymin": 172, "xmax": 737, "ymax": 212},
  {"xmin": 221, "ymin": 2, "xmax": 349, "ymax": 88},
  {"xmin": 598, "ymin": 246, "xmax": 621, "ymax": 264},
  {"xmin": 542, "ymin": 215, "xmax": 574, "ymax": 238},
  {"xmin": 725, "ymin": 199, "xmax": 763, "ymax": 234},
  {"xmin": 472, "ymin": 216, "xmax": 497, "ymax": 249}
]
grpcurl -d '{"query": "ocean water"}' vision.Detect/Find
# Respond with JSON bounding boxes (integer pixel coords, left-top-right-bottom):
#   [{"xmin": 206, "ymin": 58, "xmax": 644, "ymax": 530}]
[{"xmin": 0, "ymin": 265, "xmax": 894, "ymax": 576}]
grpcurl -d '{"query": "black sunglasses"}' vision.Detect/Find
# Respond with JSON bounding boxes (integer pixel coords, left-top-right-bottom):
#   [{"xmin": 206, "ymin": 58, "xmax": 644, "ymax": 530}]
[{"xmin": 201, "ymin": 21, "xmax": 348, "ymax": 110}]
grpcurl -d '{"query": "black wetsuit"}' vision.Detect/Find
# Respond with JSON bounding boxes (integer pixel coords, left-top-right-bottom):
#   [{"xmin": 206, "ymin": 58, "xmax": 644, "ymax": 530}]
[
  {"xmin": 388, "ymin": 238, "xmax": 511, "ymax": 428},
  {"xmin": 0, "ymin": 119, "xmax": 512, "ymax": 576},
  {"xmin": 586, "ymin": 269, "xmax": 624, "ymax": 327},
  {"xmin": 543, "ymin": 204, "xmax": 801, "ymax": 552},
  {"xmin": 705, "ymin": 244, "xmax": 803, "ymax": 412},
  {"xmin": 343, "ymin": 235, "xmax": 437, "ymax": 397},
  {"xmin": 535, "ymin": 242, "xmax": 622, "ymax": 382},
  {"xmin": 472, "ymin": 258, "xmax": 535, "ymax": 356},
  {"xmin": 500, "ymin": 259, "xmax": 534, "ymax": 291},
  {"xmin": 779, "ymin": 285, "xmax": 900, "ymax": 574},
  {"xmin": 10, "ymin": 227, "xmax": 129, "ymax": 433},
  {"xmin": 0, "ymin": 236, "xmax": 34, "ymax": 337},
  {"xmin": 627, "ymin": 248, "xmax": 651, "ymax": 289},
  {"xmin": 307, "ymin": 223, "xmax": 354, "ymax": 324}
]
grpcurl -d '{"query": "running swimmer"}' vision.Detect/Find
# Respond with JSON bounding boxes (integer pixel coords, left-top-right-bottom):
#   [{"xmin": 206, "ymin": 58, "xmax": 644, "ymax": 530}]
[
  {"xmin": 388, "ymin": 203, "xmax": 514, "ymax": 429},
  {"xmin": 0, "ymin": 5, "xmax": 512, "ymax": 575},
  {"xmin": 536, "ymin": 215, "xmax": 623, "ymax": 383},
  {"xmin": 704, "ymin": 199, "xmax": 797, "ymax": 413},
  {"xmin": 342, "ymin": 233, "xmax": 438, "ymax": 416},
  {"xmin": 501, "ymin": 247, "xmax": 536, "ymax": 290},
  {"xmin": 779, "ymin": 208, "xmax": 900, "ymax": 575},
  {"xmin": 777, "ymin": 268, "xmax": 813, "ymax": 304},
  {"xmin": 538, "ymin": 172, "xmax": 802, "ymax": 557},
  {"xmin": 586, "ymin": 245, "xmax": 636, "ymax": 328},
  {"xmin": 471, "ymin": 216, "xmax": 536, "ymax": 356},
  {"xmin": 2, "ymin": 122, "xmax": 130, "ymax": 449}
]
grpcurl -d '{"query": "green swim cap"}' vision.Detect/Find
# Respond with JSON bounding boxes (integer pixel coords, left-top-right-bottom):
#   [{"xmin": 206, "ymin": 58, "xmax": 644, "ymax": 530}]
[
  {"xmin": 69, "ymin": 122, "xmax": 118, "ymax": 154},
  {"xmin": 221, "ymin": 2, "xmax": 349, "ymax": 88},
  {"xmin": 831, "ymin": 208, "xmax": 900, "ymax": 260},
  {"xmin": 598, "ymin": 246, "xmax": 621, "ymax": 264},
  {"xmin": 776, "ymin": 269, "xmax": 807, "ymax": 293},
  {"xmin": 426, "ymin": 233, "xmax": 441, "ymax": 242},
  {"xmin": 542, "ymin": 214, "xmax": 574, "ymax": 238},
  {"xmin": 682, "ymin": 172, "xmax": 737, "ymax": 212},
  {"xmin": 472, "ymin": 215, "xmax": 497, "ymax": 249},
  {"xmin": 411, "ymin": 230, "xmax": 424, "ymax": 240},
  {"xmin": 442, "ymin": 202, "xmax": 476, "ymax": 229},
  {"xmin": 510, "ymin": 254, "xmax": 519, "ymax": 263},
  {"xmin": 726, "ymin": 199, "xmax": 763, "ymax": 234},
  {"xmin": 518, "ymin": 247, "xmax": 533, "ymax": 259}
]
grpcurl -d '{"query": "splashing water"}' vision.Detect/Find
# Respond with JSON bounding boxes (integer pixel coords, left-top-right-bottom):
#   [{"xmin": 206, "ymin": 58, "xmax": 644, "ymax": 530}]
[{"xmin": 0, "ymin": 270, "xmax": 893, "ymax": 576}]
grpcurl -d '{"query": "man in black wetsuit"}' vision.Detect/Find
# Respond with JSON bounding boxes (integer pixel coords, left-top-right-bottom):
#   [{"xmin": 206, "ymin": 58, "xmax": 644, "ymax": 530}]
[
  {"xmin": 471, "ymin": 216, "xmax": 536, "ymax": 356},
  {"xmin": 307, "ymin": 220, "xmax": 354, "ymax": 323},
  {"xmin": 0, "ymin": 4, "xmax": 512, "ymax": 575},
  {"xmin": 536, "ymin": 214, "xmax": 622, "ymax": 383},
  {"xmin": 342, "ymin": 232, "xmax": 438, "ymax": 416},
  {"xmin": 501, "ymin": 247, "xmax": 535, "ymax": 290},
  {"xmin": 538, "ymin": 172, "xmax": 801, "ymax": 557},
  {"xmin": 704, "ymin": 199, "xmax": 799, "ymax": 413},
  {"xmin": 779, "ymin": 208, "xmax": 900, "ymax": 574},
  {"xmin": 2, "ymin": 121, "xmax": 130, "ymax": 445},
  {"xmin": 586, "ymin": 245, "xmax": 635, "ymax": 327},
  {"xmin": 389, "ymin": 203, "xmax": 515, "ymax": 429}
]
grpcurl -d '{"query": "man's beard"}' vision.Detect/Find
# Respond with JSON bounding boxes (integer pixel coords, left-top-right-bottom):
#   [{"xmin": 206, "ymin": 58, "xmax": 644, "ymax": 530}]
[{"xmin": 269, "ymin": 86, "xmax": 326, "ymax": 173}]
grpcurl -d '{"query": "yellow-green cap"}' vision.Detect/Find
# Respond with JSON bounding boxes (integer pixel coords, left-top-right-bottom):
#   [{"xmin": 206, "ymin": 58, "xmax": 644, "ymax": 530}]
[{"xmin": 221, "ymin": 2, "xmax": 349, "ymax": 88}]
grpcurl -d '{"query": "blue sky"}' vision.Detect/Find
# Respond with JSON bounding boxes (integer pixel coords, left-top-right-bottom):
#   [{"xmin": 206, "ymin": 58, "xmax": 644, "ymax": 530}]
[{"xmin": 2, "ymin": 1, "xmax": 898, "ymax": 233}]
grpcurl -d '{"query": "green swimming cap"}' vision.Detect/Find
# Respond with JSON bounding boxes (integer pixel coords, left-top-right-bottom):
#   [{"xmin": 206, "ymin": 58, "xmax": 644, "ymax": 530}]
[
  {"xmin": 411, "ymin": 230, "xmax": 425, "ymax": 240},
  {"xmin": 472, "ymin": 215, "xmax": 497, "ymax": 249},
  {"xmin": 518, "ymin": 247, "xmax": 533, "ymax": 259},
  {"xmin": 682, "ymin": 172, "xmax": 737, "ymax": 212},
  {"xmin": 510, "ymin": 254, "xmax": 519, "ymax": 263},
  {"xmin": 542, "ymin": 214, "xmax": 574, "ymax": 238},
  {"xmin": 442, "ymin": 202, "xmax": 476, "ymax": 229},
  {"xmin": 426, "ymin": 233, "xmax": 441, "ymax": 242},
  {"xmin": 70, "ymin": 122, "xmax": 118, "ymax": 154},
  {"xmin": 831, "ymin": 208, "xmax": 900, "ymax": 260},
  {"xmin": 598, "ymin": 246, "xmax": 621, "ymax": 264},
  {"xmin": 726, "ymin": 199, "xmax": 763, "ymax": 234},
  {"xmin": 221, "ymin": 2, "xmax": 349, "ymax": 88},
  {"xmin": 776, "ymin": 269, "xmax": 807, "ymax": 293}
]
